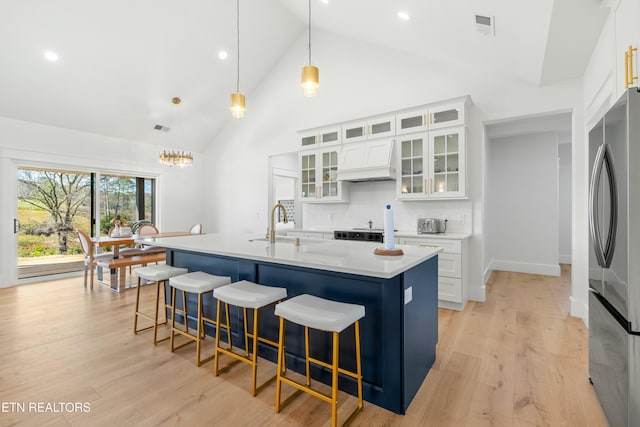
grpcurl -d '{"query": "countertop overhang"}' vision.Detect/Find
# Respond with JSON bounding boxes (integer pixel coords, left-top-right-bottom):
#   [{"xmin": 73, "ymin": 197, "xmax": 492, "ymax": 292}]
[{"xmin": 137, "ymin": 233, "xmax": 441, "ymax": 279}]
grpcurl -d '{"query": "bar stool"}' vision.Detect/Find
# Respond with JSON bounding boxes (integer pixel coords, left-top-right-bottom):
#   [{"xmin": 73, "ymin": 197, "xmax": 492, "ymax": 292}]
[
  {"xmin": 212, "ymin": 280, "xmax": 287, "ymax": 396},
  {"xmin": 274, "ymin": 294, "xmax": 365, "ymax": 427},
  {"xmin": 133, "ymin": 264, "xmax": 188, "ymax": 344},
  {"xmin": 168, "ymin": 271, "xmax": 232, "ymax": 366}
]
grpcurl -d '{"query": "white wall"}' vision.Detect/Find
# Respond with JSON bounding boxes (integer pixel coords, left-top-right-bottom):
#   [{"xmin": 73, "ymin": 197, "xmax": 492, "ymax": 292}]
[
  {"xmin": 0, "ymin": 116, "xmax": 204, "ymax": 287},
  {"xmin": 559, "ymin": 143, "xmax": 572, "ymax": 263},
  {"xmin": 486, "ymin": 132, "xmax": 560, "ymax": 276},
  {"xmin": 204, "ymin": 29, "xmax": 586, "ymax": 312}
]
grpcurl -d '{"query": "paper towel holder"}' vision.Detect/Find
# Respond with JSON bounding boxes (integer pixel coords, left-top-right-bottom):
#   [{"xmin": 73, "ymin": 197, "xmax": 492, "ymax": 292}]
[{"xmin": 374, "ymin": 247, "xmax": 404, "ymax": 256}]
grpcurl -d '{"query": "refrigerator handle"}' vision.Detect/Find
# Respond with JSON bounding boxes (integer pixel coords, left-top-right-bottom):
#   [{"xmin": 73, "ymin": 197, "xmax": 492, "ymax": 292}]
[
  {"xmin": 602, "ymin": 144, "xmax": 618, "ymax": 268},
  {"xmin": 589, "ymin": 144, "xmax": 607, "ymax": 267}
]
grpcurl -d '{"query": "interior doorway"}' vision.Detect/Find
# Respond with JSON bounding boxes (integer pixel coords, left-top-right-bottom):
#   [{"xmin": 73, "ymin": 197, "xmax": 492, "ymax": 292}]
[
  {"xmin": 484, "ymin": 111, "xmax": 572, "ymax": 278},
  {"xmin": 268, "ymin": 152, "xmax": 299, "ymax": 228}
]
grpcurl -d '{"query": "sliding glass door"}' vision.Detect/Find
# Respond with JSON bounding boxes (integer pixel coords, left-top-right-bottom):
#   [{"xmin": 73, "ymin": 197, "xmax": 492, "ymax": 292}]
[
  {"xmin": 17, "ymin": 168, "xmax": 156, "ymax": 279},
  {"xmin": 17, "ymin": 168, "xmax": 91, "ymax": 278}
]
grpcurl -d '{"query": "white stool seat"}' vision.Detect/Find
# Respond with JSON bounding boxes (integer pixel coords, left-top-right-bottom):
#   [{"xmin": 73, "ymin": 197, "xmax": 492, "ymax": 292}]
[
  {"xmin": 136, "ymin": 264, "xmax": 188, "ymax": 282},
  {"xmin": 274, "ymin": 294, "xmax": 365, "ymax": 333},
  {"xmin": 213, "ymin": 280, "xmax": 287, "ymax": 309},
  {"xmin": 169, "ymin": 271, "xmax": 231, "ymax": 294}
]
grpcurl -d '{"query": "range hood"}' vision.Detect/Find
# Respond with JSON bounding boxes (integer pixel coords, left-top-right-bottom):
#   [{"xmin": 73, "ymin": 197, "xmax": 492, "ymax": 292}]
[{"xmin": 337, "ymin": 139, "xmax": 396, "ymax": 182}]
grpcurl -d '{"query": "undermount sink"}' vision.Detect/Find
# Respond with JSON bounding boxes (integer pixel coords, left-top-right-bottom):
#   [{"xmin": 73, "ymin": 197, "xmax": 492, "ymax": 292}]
[{"xmin": 248, "ymin": 236, "xmax": 325, "ymax": 245}]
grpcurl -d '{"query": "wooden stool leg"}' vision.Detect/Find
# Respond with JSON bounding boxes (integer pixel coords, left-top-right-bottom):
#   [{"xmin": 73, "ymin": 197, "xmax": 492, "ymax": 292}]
[
  {"xmin": 243, "ymin": 307, "xmax": 249, "ymax": 357},
  {"xmin": 331, "ymin": 331, "xmax": 339, "ymax": 427},
  {"xmin": 305, "ymin": 326, "xmax": 311, "ymax": 386},
  {"xmin": 355, "ymin": 321, "xmax": 363, "ymax": 410},
  {"xmin": 275, "ymin": 316, "xmax": 285, "ymax": 413},
  {"xmin": 196, "ymin": 293, "xmax": 202, "ymax": 366},
  {"xmin": 133, "ymin": 276, "xmax": 142, "ymax": 333},
  {"xmin": 251, "ymin": 307, "xmax": 259, "ymax": 396},
  {"xmin": 214, "ymin": 299, "xmax": 222, "ymax": 376},
  {"xmin": 182, "ymin": 291, "xmax": 189, "ymax": 332},
  {"xmin": 170, "ymin": 287, "xmax": 177, "ymax": 352}
]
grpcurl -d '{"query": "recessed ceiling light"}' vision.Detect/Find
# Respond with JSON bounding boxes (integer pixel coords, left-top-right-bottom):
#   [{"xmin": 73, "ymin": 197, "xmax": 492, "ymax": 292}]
[
  {"xmin": 397, "ymin": 11, "xmax": 410, "ymax": 21},
  {"xmin": 320, "ymin": 0, "xmax": 329, "ymax": 4},
  {"xmin": 218, "ymin": 50, "xmax": 228, "ymax": 60},
  {"xmin": 44, "ymin": 51, "xmax": 58, "ymax": 61}
]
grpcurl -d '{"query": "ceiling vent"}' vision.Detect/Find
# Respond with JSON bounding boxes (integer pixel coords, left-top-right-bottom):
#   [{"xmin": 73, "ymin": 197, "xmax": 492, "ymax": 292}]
[
  {"xmin": 153, "ymin": 124, "xmax": 170, "ymax": 132},
  {"xmin": 474, "ymin": 14, "xmax": 495, "ymax": 36}
]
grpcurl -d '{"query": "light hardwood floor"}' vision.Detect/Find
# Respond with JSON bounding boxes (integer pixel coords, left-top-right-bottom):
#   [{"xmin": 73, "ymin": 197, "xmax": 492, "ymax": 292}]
[{"xmin": 0, "ymin": 265, "xmax": 607, "ymax": 426}]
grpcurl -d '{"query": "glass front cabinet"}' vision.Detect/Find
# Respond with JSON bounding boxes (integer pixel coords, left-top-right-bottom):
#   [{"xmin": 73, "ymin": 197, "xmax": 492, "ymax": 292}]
[
  {"xmin": 397, "ymin": 126, "xmax": 466, "ymax": 199},
  {"xmin": 342, "ymin": 115, "xmax": 395, "ymax": 143},
  {"xmin": 299, "ymin": 126, "xmax": 341, "ymax": 147},
  {"xmin": 299, "ymin": 147, "xmax": 348, "ymax": 202}
]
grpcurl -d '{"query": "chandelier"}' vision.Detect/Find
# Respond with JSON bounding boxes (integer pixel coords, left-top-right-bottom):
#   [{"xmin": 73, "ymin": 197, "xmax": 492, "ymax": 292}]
[
  {"xmin": 159, "ymin": 150, "xmax": 193, "ymax": 168},
  {"xmin": 159, "ymin": 97, "xmax": 193, "ymax": 167}
]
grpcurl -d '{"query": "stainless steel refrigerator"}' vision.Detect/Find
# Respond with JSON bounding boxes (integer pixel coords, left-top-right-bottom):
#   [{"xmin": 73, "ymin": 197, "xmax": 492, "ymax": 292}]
[{"xmin": 588, "ymin": 87, "xmax": 640, "ymax": 427}]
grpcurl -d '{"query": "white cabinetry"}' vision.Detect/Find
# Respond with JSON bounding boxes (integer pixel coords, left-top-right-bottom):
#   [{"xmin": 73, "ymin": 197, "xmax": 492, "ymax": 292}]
[
  {"xmin": 299, "ymin": 147, "xmax": 348, "ymax": 203},
  {"xmin": 398, "ymin": 236, "xmax": 468, "ymax": 310},
  {"xmin": 299, "ymin": 126, "xmax": 341, "ymax": 147},
  {"xmin": 342, "ymin": 115, "xmax": 395, "ymax": 142},
  {"xmin": 614, "ymin": 0, "xmax": 640, "ymax": 97},
  {"xmin": 396, "ymin": 100, "xmax": 467, "ymax": 135},
  {"xmin": 397, "ymin": 126, "xmax": 466, "ymax": 200}
]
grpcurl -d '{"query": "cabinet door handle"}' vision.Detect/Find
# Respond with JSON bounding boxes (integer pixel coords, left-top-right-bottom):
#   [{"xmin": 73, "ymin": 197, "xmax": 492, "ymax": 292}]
[
  {"xmin": 430, "ymin": 112, "xmax": 433, "ymax": 124},
  {"xmin": 419, "ymin": 243, "xmax": 438, "ymax": 248},
  {"xmin": 626, "ymin": 50, "xmax": 631, "ymax": 88},
  {"xmin": 424, "ymin": 178, "xmax": 427, "ymax": 194},
  {"xmin": 423, "ymin": 114, "xmax": 426, "ymax": 126},
  {"xmin": 627, "ymin": 45, "xmax": 638, "ymax": 88},
  {"xmin": 430, "ymin": 178, "xmax": 433, "ymax": 194}
]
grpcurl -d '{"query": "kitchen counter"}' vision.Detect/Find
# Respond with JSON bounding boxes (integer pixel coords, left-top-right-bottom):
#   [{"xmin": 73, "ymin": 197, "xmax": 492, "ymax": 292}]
[
  {"xmin": 137, "ymin": 232, "xmax": 440, "ymax": 278},
  {"xmin": 143, "ymin": 233, "xmax": 440, "ymax": 414}
]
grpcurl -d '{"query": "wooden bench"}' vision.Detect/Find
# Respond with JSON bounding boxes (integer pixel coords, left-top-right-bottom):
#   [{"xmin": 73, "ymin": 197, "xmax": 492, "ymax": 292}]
[{"xmin": 97, "ymin": 253, "xmax": 167, "ymax": 292}]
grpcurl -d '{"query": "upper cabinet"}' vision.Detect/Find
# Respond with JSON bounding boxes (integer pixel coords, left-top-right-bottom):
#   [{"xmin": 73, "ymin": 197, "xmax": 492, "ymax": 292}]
[
  {"xmin": 342, "ymin": 115, "xmax": 395, "ymax": 143},
  {"xmin": 397, "ymin": 127, "xmax": 466, "ymax": 200},
  {"xmin": 299, "ymin": 126, "xmax": 341, "ymax": 147},
  {"xmin": 615, "ymin": 0, "xmax": 640, "ymax": 97},
  {"xmin": 396, "ymin": 99, "xmax": 468, "ymax": 135},
  {"xmin": 297, "ymin": 95, "xmax": 471, "ymax": 203},
  {"xmin": 299, "ymin": 147, "xmax": 348, "ymax": 203}
]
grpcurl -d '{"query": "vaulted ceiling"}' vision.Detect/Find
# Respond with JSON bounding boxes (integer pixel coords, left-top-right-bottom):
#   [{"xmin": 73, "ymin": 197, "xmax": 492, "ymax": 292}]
[{"xmin": 0, "ymin": 0, "xmax": 607, "ymax": 152}]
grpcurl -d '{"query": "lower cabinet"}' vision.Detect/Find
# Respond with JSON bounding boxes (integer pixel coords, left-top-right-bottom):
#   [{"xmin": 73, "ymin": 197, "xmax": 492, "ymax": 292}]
[{"xmin": 398, "ymin": 236, "xmax": 468, "ymax": 310}]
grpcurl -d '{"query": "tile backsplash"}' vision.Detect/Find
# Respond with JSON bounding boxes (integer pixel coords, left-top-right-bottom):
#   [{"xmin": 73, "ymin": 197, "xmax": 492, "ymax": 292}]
[{"xmin": 302, "ymin": 180, "xmax": 472, "ymax": 233}]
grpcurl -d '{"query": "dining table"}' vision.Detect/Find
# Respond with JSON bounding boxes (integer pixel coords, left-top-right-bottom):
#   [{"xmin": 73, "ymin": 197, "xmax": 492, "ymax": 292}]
[{"xmin": 90, "ymin": 231, "xmax": 196, "ymax": 291}]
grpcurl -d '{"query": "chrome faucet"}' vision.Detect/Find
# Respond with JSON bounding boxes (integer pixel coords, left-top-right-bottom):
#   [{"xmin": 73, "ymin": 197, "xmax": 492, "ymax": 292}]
[
  {"xmin": 368, "ymin": 219, "xmax": 373, "ymax": 229},
  {"xmin": 269, "ymin": 203, "xmax": 288, "ymax": 244}
]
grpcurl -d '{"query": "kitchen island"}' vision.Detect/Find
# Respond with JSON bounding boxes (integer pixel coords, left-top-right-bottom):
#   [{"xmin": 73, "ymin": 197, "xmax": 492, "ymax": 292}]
[{"xmin": 138, "ymin": 233, "xmax": 440, "ymax": 414}]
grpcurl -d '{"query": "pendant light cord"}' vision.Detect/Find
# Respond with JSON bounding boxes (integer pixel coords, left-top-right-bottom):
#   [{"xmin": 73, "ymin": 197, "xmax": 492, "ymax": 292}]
[
  {"xmin": 308, "ymin": 0, "xmax": 311, "ymax": 65},
  {"xmin": 236, "ymin": 0, "xmax": 240, "ymax": 92}
]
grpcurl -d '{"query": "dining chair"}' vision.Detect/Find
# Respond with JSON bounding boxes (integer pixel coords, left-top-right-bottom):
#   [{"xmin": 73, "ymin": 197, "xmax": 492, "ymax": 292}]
[
  {"xmin": 189, "ymin": 223, "xmax": 203, "ymax": 234},
  {"xmin": 77, "ymin": 229, "xmax": 113, "ymax": 290},
  {"xmin": 138, "ymin": 224, "xmax": 166, "ymax": 254}
]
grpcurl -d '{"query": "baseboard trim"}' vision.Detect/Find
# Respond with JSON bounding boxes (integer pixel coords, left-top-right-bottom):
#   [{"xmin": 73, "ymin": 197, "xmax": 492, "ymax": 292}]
[
  {"xmin": 559, "ymin": 254, "xmax": 572, "ymax": 264},
  {"xmin": 489, "ymin": 259, "xmax": 561, "ymax": 277},
  {"xmin": 570, "ymin": 296, "xmax": 588, "ymax": 326},
  {"xmin": 468, "ymin": 285, "xmax": 486, "ymax": 303}
]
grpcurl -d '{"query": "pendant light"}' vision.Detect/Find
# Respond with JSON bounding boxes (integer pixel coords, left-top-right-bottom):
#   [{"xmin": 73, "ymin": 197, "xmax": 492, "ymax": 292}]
[
  {"xmin": 230, "ymin": 0, "xmax": 245, "ymax": 118},
  {"xmin": 301, "ymin": 0, "xmax": 319, "ymax": 97},
  {"xmin": 159, "ymin": 97, "xmax": 193, "ymax": 167}
]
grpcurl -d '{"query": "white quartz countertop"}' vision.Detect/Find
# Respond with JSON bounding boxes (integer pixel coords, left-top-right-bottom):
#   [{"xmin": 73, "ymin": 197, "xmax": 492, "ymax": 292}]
[{"xmin": 137, "ymin": 233, "xmax": 441, "ymax": 279}]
